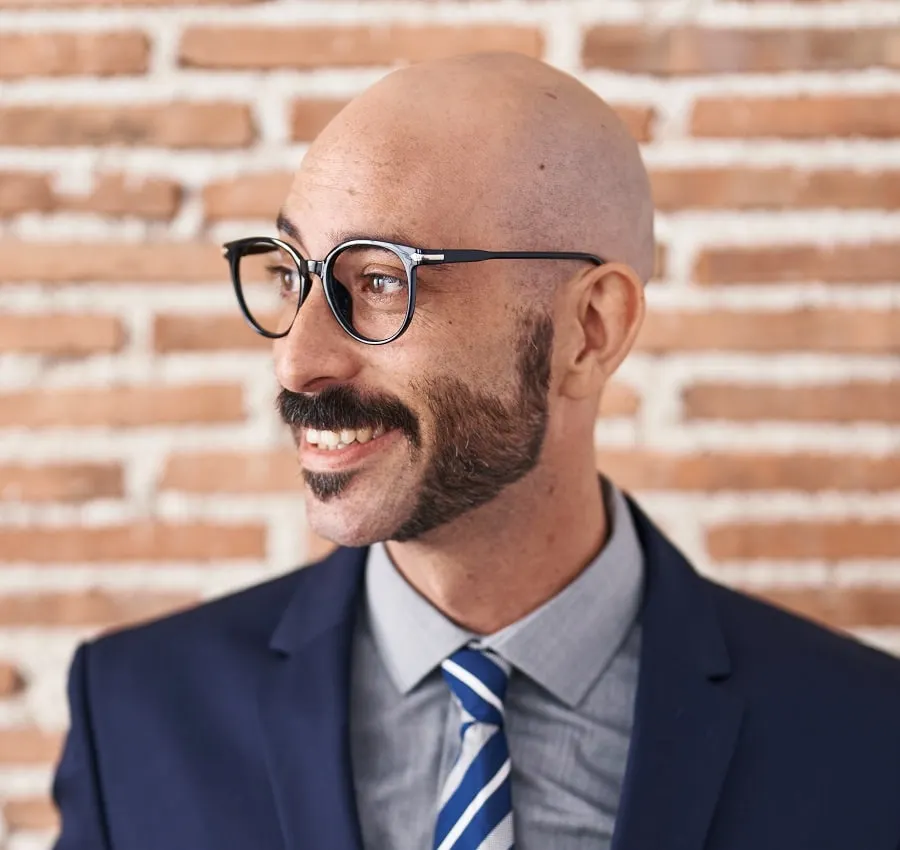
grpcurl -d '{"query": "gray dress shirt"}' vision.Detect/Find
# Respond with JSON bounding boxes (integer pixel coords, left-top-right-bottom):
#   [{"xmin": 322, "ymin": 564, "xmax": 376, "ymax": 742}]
[{"xmin": 349, "ymin": 478, "xmax": 644, "ymax": 849}]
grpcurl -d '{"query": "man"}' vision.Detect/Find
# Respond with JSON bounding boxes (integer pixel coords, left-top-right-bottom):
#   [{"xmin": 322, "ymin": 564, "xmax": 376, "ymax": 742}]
[{"xmin": 53, "ymin": 53, "xmax": 900, "ymax": 850}]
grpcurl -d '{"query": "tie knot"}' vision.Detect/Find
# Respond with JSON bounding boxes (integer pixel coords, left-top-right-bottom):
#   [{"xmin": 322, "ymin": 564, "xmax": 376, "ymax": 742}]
[{"xmin": 440, "ymin": 647, "xmax": 511, "ymax": 726}]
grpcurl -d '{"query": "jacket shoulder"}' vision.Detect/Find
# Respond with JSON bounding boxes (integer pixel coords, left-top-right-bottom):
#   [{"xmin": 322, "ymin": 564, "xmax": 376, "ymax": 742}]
[
  {"xmin": 708, "ymin": 578, "xmax": 900, "ymax": 703},
  {"xmin": 88, "ymin": 551, "xmax": 342, "ymax": 666}
]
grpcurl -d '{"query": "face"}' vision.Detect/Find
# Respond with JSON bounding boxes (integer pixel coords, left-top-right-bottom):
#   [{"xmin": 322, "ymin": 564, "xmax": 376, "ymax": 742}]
[{"xmin": 273, "ymin": 144, "xmax": 559, "ymax": 547}]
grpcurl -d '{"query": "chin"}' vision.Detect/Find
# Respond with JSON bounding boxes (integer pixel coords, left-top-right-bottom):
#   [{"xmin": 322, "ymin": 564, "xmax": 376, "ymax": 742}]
[{"xmin": 303, "ymin": 492, "xmax": 405, "ymax": 550}]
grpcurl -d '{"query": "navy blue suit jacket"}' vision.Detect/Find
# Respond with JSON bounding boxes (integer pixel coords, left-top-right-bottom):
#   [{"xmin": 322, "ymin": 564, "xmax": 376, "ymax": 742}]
[{"xmin": 53, "ymin": 498, "xmax": 900, "ymax": 849}]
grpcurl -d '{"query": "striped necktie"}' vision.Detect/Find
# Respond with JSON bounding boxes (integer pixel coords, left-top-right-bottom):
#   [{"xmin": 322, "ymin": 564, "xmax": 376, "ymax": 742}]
[{"xmin": 434, "ymin": 646, "xmax": 515, "ymax": 850}]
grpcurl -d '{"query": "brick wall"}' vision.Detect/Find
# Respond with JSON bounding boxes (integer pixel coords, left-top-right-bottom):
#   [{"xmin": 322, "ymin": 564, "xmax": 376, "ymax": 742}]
[{"xmin": 0, "ymin": 0, "xmax": 899, "ymax": 846}]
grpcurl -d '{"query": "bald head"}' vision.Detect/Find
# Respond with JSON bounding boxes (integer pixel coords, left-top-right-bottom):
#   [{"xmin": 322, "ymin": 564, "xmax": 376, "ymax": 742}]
[{"xmin": 290, "ymin": 52, "xmax": 655, "ymax": 282}]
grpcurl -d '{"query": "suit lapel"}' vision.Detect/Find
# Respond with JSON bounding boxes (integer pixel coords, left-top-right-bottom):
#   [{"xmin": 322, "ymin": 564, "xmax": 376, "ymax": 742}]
[
  {"xmin": 612, "ymin": 499, "xmax": 744, "ymax": 850},
  {"xmin": 258, "ymin": 547, "xmax": 368, "ymax": 850}
]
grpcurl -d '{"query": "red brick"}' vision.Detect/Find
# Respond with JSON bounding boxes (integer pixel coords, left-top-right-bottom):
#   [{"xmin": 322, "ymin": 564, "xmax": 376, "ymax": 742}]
[
  {"xmin": 744, "ymin": 586, "xmax": 900, "ymax": 631},
  {"xmin": 651, "ymin": 168, "xmax": 900, "ymax": 211},
  {"xmin": 290, "ymin": 100, "xmax": 351, "ymax": 143},
  {"xmin": 0, "ymin": 103, "xmax": 254, "ymax": 148},
  {"xmin": 0, "ymin": 590, "xmax": 196, "ymax": 628},
  {"xmin": 0, "ymin": 727, "xmax": 62, "ymax": 764},
  {"xmin": 0, "ymin": 31, "xmax": 149, "ymax": 79},
  {"xmin": 597, "ymin": 450, "xmax": 900, "ymax": 492},
  {"xmin": 4, "ymin": 797, "xmax": 58, "ymax": 832},
  {"xmin": 0, "ymin": 384, "xmax": 245, "ymax": 428},
  {"xmin": 0, "ymin": 463, "xmax": 123, "ymax": 502},
  {"xmin": 583, "ymin": 27, "xmax": 900, "ymax": 75},
  {"xmin": 0, "ymin": 521, "xmax": 266, "ymax": 563},
  {"xmin": 180, "ymin": 25, "xmax": 544, "ymax": 70},
  {"xmin": 693, "ymin": 243, "xmax": 900, "ymax": 285},
  {"xmin": 691, "ymin": 95, "xmax": 900, "ymax": 139},
  {"xmin": 203, "ymin": 171, "xmax": 291, "ymax": 221},
  {"xmin": 636, "ymin": 309, "xmax": 900, "ymax": 354},
  {"xmin": 161, "ymin": 449, "xmax": 297, "ymax": 493},
  {"xmin": 0, "ymin": 662, "xmax": 24, "ymax": 697},
  {"xmin": 708, "ymin": 520, "xmax": 900, "ymax": 561},
  {"xmin": 0, "ymin": 314, "xmax": 125, "ymax": 355},
  {"xmin": 0, "ymin": 172, "xmax": 179, "ymax": 219},
  {"xmin": 0, "ymin": 171, "xmax": 53, "ymax": 215},
  {"xmin": 153, "ymin": 314, "xmax": 269, "ymax": 352},
  {"xmin": 601, "ymin": 383, "xmax": 641, "ymax": 417},
  {"xmin": 683, "ymin": 382, "xmax": 900, "ymax": 424},
  {"xmin": 57, "ymin": 173, "xmax": 181, "ymax": 219},
  {"xmin": 0, "ymin": 241, "xmax": 225, "ymax": 283},
  {"xmin": 614, "ymin": 105, "xmax": 655, "ymax": 144}
]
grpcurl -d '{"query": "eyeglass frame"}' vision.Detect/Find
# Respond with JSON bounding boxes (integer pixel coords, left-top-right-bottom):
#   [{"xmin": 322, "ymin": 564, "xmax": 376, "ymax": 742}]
[{"xmin": 222, "ymin": 235, "xmax": 606, "ymax": 346}]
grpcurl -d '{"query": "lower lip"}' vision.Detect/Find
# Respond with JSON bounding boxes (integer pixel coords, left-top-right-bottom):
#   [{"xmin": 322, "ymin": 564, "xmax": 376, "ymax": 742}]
[{"xmin": 299, "ymin": 430, "xmax": 401, "ymax": 471}]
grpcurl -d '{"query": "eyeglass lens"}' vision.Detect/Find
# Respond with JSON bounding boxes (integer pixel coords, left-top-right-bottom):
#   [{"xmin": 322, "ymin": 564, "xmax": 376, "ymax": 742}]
[{"xmin": 235, "ymin": 240, "xmax": 411, "ymax": 342}]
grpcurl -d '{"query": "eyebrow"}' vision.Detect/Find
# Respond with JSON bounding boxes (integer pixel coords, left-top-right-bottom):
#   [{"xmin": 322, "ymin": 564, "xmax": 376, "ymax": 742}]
[{"xmin": 276, "ymin": 211, "xmax": 303, "ymax": 244}]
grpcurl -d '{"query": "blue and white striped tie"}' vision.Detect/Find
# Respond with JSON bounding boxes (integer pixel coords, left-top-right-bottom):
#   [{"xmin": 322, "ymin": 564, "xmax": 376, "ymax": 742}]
[{"xmin": 434, "ymin": 647, "xmax": 515, "ymax": 850}]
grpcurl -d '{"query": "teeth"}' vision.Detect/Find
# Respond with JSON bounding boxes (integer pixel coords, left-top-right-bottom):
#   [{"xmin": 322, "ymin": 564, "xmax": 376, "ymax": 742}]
[{"xmin": 306, "ymin": 426, "xmax": 385, "ymax": 449}]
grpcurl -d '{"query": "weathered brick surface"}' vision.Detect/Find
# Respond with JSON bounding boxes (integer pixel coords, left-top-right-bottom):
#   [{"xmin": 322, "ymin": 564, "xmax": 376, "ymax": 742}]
[
  {"xmin": 0, "ymin": 8, "xmax": 899, "ymax": 846},
  {"xmin": 691, "ymin": 95, "xmax": 900, "ymax": 139},
  {"xmin": 708, "ymin": 521, "xmax": 900, "ymax": 561},
  {"xmin": 694, "ymin": 243, "xmax": 900, "ymax": 285},
  {"xmin": 0, "ymin": 314, "xmax": 124, "ymax": 354},
  {"xmin": 180, "ymin": 25, "xmax": 544, "ymax": 70},
  {"xmin": 0, "ymin": 242, "xmax": 226, "ymax": 283},
  {"xmin": 0, "ymin": 172, "xmax": 180, "ymax": 218},
  {"xmin": 0, "ymin": 728, "xmax": 63, "ymax": 765},
  {"xmin": 684, "ymin": 383, "xmax": 900, "ymax": 424},
  {"xmin": 583, "ymin": 27, "xmax": 900, "ymax": 74},
  {"xmin": 0, "ymin": 384, "xmax": 245, "ymax": 427},
  {"xmin": 596, "ymin": 451, "xmax": 900, "ymax": 492},
  {"xmin": 0, "ymin": 663, "xmax": 24, "ymax": 697},
  {"xmin": 0, "ymin": 462, "xmax": 124, "ymax": 502},
  {"xmin": 637, "ymin": 309, "xmax": 900, "ymax": 353},
  {"xmin": 0, "ymin": 591, "xmax": 197, "ymax": 627},
  {"xmin": 0, "ymin": 104, "xmax": 254, "ymax": 148},
  {"xmin": 0, "ymin": 31, "xmax": 149, "ymax": 79},
  {"xmin": 0, "ymin": 522, "xmax": 266, "ymax": 563},
  {"xmin": 4, "ymin": 797, "xmax": 59, "ymax": 832},
  {"xmin": 651, "ymin": 168, "xmax": 900, "ymax": 211}
]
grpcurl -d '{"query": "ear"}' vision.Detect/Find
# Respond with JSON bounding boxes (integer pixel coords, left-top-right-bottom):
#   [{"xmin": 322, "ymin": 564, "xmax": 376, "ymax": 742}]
[{"xmin": 558, "ymin": 263, "xmax": 645, "ymax": 401}]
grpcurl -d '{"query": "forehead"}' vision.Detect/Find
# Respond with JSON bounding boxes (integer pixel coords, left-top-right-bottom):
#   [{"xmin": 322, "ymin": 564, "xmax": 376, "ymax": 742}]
[
  {"xmin": 284, "ymin": 149, "xmax": 431, "ymax": 246},
  {"xmin": 282, "ymin": 124, "xmax": 502, "ymax": 257}
]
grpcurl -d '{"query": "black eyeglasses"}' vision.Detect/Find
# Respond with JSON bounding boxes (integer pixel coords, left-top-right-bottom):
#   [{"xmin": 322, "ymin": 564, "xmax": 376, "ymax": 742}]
[{"xmin": 222, "ymin": 236, "xmax": 605, "ymax": 345}]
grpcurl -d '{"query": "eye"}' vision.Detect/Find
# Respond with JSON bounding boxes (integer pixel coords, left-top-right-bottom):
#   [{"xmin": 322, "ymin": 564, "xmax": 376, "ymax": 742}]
[
  {"xmin": 266, "ymin": 264, "xmax": 301, "ymax": 295},
  {"xmin": 363, "ymin": 273, "xmax": 406, "ymax": 296}
]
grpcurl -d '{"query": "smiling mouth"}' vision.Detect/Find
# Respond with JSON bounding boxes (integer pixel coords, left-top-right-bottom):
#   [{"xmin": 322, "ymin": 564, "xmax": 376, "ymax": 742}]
[{"xmin": 303, "ymin": 424, "xmax": 388, "ymax": 451}]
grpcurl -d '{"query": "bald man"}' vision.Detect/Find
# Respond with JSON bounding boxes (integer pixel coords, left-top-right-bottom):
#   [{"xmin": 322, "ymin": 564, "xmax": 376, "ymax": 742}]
[{"xmin": 53, "ymin": 54, "xmax": 900, "ymax": 850}]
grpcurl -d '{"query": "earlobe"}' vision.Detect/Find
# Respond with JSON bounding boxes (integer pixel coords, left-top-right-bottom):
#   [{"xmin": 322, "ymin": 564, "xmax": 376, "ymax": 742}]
[{"xmin": 559, "ymin": 263, "xmax": 645, "ymax": 400}]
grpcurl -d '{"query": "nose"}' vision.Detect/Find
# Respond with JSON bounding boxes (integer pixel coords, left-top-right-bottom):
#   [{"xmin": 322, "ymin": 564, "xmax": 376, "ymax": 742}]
[{"xmin": 273, "ymin": 277, "xmax": 363, "ymax": 394}]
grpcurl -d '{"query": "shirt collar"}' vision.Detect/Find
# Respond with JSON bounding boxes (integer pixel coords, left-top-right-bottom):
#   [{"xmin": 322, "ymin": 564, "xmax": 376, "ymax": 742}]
[
  {"xmin": 365, "ymin": 543, "xmax": 474, "ymax": 694},
  {"xmin": 363, "ymin": 477, "xmax": 644, "ymax": 708}
]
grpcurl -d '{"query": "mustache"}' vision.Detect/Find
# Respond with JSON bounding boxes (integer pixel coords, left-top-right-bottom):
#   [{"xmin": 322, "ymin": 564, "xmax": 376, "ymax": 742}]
[{"xmin": 277, "ymin": 385, "xmax": 421, "ymax": 447}]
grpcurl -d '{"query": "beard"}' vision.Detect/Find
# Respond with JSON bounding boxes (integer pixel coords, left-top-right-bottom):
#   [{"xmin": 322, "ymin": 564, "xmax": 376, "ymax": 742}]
[{"xmin": 277, "ymin": 309, "xmax": 553, "ymax": 542}]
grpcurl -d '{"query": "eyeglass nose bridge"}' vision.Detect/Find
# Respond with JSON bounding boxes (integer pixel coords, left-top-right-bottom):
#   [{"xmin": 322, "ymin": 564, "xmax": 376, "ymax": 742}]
[{"xmin": 305, "ymin": 259, "xmax": 325, "ymax": 279}]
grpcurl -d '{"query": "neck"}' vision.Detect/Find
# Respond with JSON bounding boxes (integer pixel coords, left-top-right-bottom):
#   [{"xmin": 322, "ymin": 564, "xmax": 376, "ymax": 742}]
[{"xmin": 385, "ymin": 459, "xmax": 608, "ymax": 635}]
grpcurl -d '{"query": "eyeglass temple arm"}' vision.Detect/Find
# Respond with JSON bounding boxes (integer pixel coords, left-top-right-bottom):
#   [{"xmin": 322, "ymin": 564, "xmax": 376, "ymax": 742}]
[{"xmin": 418, "ymin": 250, "xmax": 605, "ymax": 266}]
